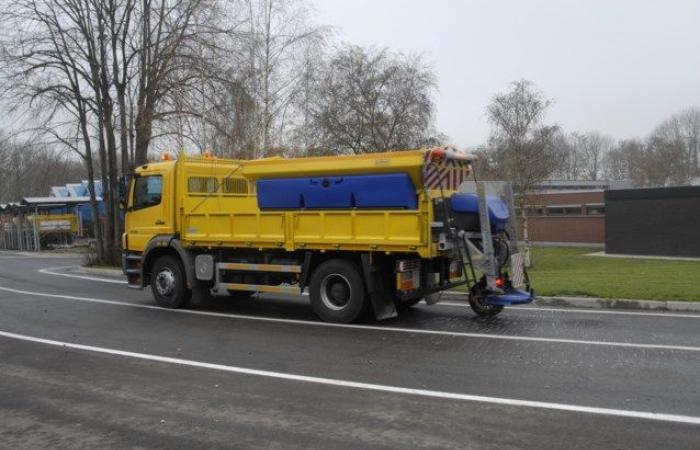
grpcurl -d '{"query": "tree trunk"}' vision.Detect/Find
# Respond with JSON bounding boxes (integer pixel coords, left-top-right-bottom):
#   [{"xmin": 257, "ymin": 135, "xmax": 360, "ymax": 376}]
[
  {"xmin": 134, "ymin": 109, "xmax": 153, "ymax": 166},
  {"xmin": 521, "ymin": 208, "xmax": 532, "ymax": 268},
  {"xmin": 79, "ymin": 109, "xmax": 104, "ymax": 262},
  {"xmin": 118, "ymin": 87, "xmax": 130, "ymax": 174},
  {"xmin": 97, "ymin": 118, "xmax": 115, "ymax": 263}
]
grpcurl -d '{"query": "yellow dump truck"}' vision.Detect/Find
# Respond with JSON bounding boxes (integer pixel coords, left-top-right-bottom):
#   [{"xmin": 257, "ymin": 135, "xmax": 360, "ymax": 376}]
[{"xmin": 121, "ymin": 148, "xmax": 532, "ymax": 322}]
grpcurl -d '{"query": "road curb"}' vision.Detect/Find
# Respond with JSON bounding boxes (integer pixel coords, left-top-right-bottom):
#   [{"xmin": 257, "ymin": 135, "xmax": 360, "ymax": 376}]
[
  {"xmin": 71, "ymin": 265, "xmax": 700, "ymax": 313},
  {"xmin": 442, "ymin": 291, "xmax": 700, "ymax": 313}
]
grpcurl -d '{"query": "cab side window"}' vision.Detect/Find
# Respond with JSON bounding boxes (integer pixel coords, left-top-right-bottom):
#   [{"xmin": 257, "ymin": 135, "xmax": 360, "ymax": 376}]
[{"xmin": 133, "ymin": 175, "xmax": 163, "ymax": 210}]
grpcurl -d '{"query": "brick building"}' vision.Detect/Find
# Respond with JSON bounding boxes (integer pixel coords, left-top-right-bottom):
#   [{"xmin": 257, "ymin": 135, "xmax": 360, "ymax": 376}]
[{"xmin": 519, "ymin": 180, "xmax": 631, "ymax": 244}]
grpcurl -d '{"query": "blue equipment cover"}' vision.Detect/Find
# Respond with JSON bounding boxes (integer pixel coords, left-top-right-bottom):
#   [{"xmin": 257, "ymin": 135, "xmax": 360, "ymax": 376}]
[
  {"xmin": 257, "ymin": 173, "xmax": 418, "ymax": 210},
  {"xmin": 450, "ymin": 193, "xmax": 509, "ymax": 231}
]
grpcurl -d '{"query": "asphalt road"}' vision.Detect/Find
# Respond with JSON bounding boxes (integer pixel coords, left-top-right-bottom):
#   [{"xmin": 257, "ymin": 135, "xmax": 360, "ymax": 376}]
[{"xmin": 0, "ymin": 252, "xmax": 698, "ymax": 449}]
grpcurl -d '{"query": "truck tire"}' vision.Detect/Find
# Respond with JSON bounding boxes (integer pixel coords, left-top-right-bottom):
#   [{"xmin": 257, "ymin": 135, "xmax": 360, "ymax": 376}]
[
  {"xmin": 309, "ymin": 259, "xmax": 367, "ymax": 323},
  {"xmin": 151, "ymin": 255, "xmax": 192, "ymax": 308},
  {"xmin": 468, "ymin": 284, "xmax": 504, "ymax": 317}
]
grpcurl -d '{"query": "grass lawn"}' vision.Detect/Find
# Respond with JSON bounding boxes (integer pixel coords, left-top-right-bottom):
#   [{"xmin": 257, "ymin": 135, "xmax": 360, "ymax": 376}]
[{"xmin": 525, "ymin": 247, "xmax": 700, "ymax": 301}]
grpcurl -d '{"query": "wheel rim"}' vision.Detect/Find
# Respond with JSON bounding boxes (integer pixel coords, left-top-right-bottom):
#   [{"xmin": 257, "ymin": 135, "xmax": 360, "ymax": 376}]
[
  {"xmin": 320, "ymin": 273, "xmax": 352, "ymax": 311},
  {"xmin": 155, "ymin": 267, "xmax": 176, "ymax": 297}
]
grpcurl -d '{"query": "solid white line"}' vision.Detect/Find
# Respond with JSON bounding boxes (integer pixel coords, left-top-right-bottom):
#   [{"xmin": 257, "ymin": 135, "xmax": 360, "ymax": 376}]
[
  {"xmin": 1, "ymin": 330, "xmax": 698, "ymax": 426},
  {"xmin": 38, "ymin": 267, "xmax": 127, "ymax": 285},
  {"xmin": 0, "ymin": 285, "xmax": 698, "ymax": 353},
  {"xmin": 437, "ymin": 301, "xmax": 700, "ymax": 319}
]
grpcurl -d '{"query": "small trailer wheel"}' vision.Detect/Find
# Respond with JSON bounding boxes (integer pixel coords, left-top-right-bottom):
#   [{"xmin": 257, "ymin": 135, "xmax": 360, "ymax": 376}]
[
  {"xmin": 151, "ymin": 255, "xmax": 192, "ymax": 308},
  {"xmin": 309, "ymin": 259, "xmax": 367, "ymax": 323},
  {"xmin": 469, "ymin": 285, "xmax": 504, "ymax": 317}
]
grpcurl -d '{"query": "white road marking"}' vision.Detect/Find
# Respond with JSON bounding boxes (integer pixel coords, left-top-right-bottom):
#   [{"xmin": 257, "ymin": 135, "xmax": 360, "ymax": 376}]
[
  {"xmin": 0, "ymin": 252, "xmax": 76, "ymax": 259},
  {"xmin": 0, "ymin": 285, "xmax": 698, "ymax": 353},
  {"xmin": 0, "ymin": 330, "xmax": 698, "ymax": 426},
  {"xmin": 38, "ymin": 267, "xmax": 127, "ymax": 284},
  {"xmin": 437, "ymin": 300, "xmax": 700, "ymax": 319}
]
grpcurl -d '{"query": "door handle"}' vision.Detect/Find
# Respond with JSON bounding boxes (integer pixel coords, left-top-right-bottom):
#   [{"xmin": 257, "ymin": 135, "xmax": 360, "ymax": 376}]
[{"xmin": 155, "ymin": 219, "xmax": 165, "ymax": 225}]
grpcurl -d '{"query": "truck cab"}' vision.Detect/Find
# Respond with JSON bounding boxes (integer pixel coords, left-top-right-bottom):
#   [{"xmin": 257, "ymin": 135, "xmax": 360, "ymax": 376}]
[{"xmin": 124, "ymin": 161, "xmax": 175, "ymax": 252}]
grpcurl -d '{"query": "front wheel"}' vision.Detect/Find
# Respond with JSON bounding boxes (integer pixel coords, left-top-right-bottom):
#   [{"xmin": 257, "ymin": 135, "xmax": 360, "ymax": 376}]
[
  {"xmin": 469, "ymin": 284, "xmax": 504, "ymax": 317},
  {"xmin": 309, "ymin": 259, "xmax": 367, "ymax": 323},
  {"xmin": 151, "ymin": 255, "xmax": 191, "ymax": 308}
]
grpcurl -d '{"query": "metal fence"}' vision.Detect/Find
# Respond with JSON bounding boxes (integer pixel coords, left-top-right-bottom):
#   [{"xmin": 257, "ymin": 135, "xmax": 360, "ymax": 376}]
[
  {"xmin": 0, "ymin": 213, "xmax": 77, "ymax": 251},
  {"xmin": 0, "ymin": 215, "xmax": 41, "ymax": 251}
]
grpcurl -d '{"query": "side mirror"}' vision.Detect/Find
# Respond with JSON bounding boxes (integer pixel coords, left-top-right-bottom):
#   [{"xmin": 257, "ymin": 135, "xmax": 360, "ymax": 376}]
[{"xmin": 118, "ymin": 175, "xmax": 131, "ymax": 208}]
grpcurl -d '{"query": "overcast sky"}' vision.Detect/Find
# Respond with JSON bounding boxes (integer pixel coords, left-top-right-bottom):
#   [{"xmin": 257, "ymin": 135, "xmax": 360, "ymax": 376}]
[{"xmin": 314, "ymin": 0, "xmax": 700, "ymax": 148}]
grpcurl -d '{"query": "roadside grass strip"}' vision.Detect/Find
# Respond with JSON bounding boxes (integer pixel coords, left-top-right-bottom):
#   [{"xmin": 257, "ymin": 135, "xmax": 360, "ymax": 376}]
[
  {"xmin": 0, "ymin": 330, "xmax": 699, "ymax": 426},
  {"xmin": 1, "ymin": 285, "xmax": 699, "ymax": 353}
]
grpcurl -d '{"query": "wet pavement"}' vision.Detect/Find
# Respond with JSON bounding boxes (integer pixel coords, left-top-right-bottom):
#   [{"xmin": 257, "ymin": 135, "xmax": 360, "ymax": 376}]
[{"xmin": 0, "ymin": 253, "xmax": 698, "ymax": 449}]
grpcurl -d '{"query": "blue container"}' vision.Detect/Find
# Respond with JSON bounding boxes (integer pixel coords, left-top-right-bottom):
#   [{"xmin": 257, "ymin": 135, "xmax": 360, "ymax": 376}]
[
  {"xmin": 450, "ymin": 193, "xmax": 509, "ymax": 232},
  {"xmin": 347, "ymin": 173, "xmax": 417, "ymax": 209},
  {"xmin": 256, "ymin": 173, "xmax": 418, "ymax": 210},
  {"xmin": 303, "ymin": 177, "xmax": 353, "ymax": 208},
  {"xmin": 256, "ymin": 179, "xmax": 306, "ymax": 208}
]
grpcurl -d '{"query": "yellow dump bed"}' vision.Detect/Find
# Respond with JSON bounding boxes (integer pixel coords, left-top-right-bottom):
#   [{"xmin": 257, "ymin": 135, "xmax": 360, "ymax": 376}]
[{"xmin": 132, "ymin": 149, "xmax": 471, "ymax": 258}]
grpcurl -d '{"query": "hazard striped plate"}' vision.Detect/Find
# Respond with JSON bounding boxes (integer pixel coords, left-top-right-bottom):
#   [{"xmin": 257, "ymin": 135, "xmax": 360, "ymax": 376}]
[{"xmin": 510, "ymin": 253, "xmax": 526, "ymax": 287}]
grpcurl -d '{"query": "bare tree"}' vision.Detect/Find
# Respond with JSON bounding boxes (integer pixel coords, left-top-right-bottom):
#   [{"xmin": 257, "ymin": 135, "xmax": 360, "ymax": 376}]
[
  {"xmin": 485, "ymin": 79, "xmax": 562, "ymax": 265},
  {"xmin": 0, "ymin": 133, "xmax": 86, "ymax": 203},
  {"xmin": 1, "ymin": 0, "xmax": 249, "ymax": 263},
  {"xmin": 648, "ymin": 107, "xmax": 700, "ymax": 183},
  {"xmin": 306, "ymin": 45, "xmax": 440, "ymax": 154},
  {"xmin": 678, "ymin": 107, "xmax": 700, "ymax": 172},
  {"xmin": 133, "ymin": 0, "xmax": 206, "ymax": 165},
  {"xmin": 550, "ymin": 132, "xmax": 581, "ymax": 180},
  {"xmin": 603, "ymin": 139, "xmax": 642, "ymax": 182},
  {"xmin": 238, "ymin": 0, "xmax": 327, "ymax": 157},
  {"xmin": 571, "ymin": 131, "xmax": 613, "ymax": 181},
  {"xmin": 486, "ymin": 80, "xmax": 563, "ymax": 194},
  {"xmin": 0, "ymin": 0, "xmax": 114, "ymax": 259},
  {"xmin": 639, "ymin": 134, "xmax": 688, "ymax": 187}
]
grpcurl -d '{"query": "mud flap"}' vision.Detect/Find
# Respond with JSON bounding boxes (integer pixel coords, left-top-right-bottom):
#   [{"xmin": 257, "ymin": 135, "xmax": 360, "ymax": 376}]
[{"xmin": 361, "ymin": 254, "xmax": 398, "ymax": 320}]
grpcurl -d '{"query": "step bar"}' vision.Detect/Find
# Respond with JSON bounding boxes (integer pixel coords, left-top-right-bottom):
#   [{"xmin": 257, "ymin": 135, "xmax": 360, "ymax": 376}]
[
  {"xmin": 215, "ymin": 282, "xmax": 301, "ymax": 295},
  {"xmin": 213, "ymin": 261, "xmax": 303, "ymax": 295},
  {"xmin": 217, "ymin": 262, "xmax": 302, "ymax": 273}
]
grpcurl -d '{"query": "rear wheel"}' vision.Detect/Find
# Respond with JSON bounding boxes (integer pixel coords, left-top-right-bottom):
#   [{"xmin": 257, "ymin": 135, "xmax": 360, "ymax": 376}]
[
  {"xmin": 469, "ymin": 284, "xmax": 504, "ymax": 317},
  {"xmin": 151, "ymin": 255, "xmax": 191, "ymax": 308},
  {"xmin": 309, "ymin": 259, "xmax": 367, "ymax": 323}
]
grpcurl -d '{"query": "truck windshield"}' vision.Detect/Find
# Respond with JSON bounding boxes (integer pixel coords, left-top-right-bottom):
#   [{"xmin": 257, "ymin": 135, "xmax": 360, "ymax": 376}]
[{"xmin": 133, "ymin": 175, "xmax": 163, "ymax": 210}]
